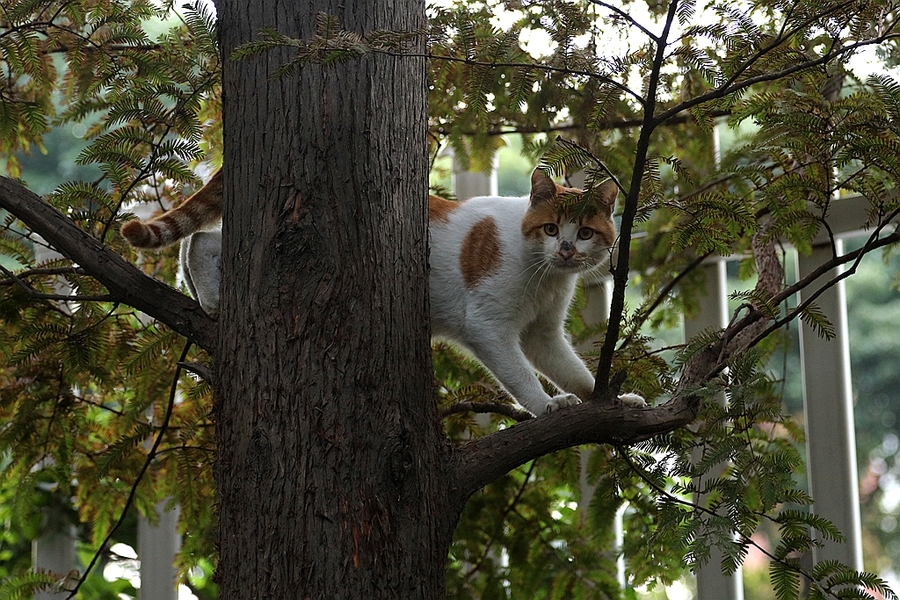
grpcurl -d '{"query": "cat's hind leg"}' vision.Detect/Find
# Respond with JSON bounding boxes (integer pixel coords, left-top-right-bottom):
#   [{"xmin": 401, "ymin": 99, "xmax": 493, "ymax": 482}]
[{"xmin": 180, "ymin": 230, "xmax": 222, "ymax": 316}]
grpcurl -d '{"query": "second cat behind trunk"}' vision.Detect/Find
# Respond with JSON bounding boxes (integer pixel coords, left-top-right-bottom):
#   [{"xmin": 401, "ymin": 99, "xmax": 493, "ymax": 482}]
[{"xmin": 121, "ymin": 168, "xmax": 646, "ymax": 414}]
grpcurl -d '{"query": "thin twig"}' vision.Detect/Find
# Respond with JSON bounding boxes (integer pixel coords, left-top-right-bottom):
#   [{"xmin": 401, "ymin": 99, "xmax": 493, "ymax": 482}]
[
  {"xmin": 0, "ymin": 262, "xmax": 74, "ymax": 317},
  {"xmin": 586, "ymin": 0, "xmax": 659, "ymax": 42},
  {"xmin": 64, "ymin": 341, "xmax": 192, "ymax": 599},
  {"xmin": 654, "ymin": 29, "xmax": 900, "ymax": 127},
  {"xmin": 376, "ymin": 49, "xmax": 646, "ymax": 107},
  {"xmin": 595, "ymin": 0, "xmax": 681, "ymax": 402},
  {"xmin": 621, "ymin": 251, "xmax": 713, "ymax": 350},
  {"xmin": 461, "ymin": 459, "xmax": 538, "ymax": 583},
  {"xmin": 431, "ymin": 109, "xmax": 732, "ymax": 139},
  {"xmin": 72, "ymin": 396, "xmax": 127, "ymax": 417},
  {"xmin": 617, "ymin": 448, "xmax": 862, "ymax": 599},
  {"xmin": 0, "ymin": 266, "xmax": 86, "ymax": 286},
  {"xmin": 745, "ymin": 223, "xmax": 900, "ymax": 350}
]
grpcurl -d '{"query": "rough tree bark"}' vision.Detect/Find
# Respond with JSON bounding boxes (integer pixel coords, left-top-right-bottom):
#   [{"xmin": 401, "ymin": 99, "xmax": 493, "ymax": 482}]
[{"xmin": 214, "ymin": 0, "xmax": 456, "ymax": 597}]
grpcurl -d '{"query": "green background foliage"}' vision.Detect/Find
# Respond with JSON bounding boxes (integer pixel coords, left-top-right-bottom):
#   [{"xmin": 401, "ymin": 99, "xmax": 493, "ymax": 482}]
[{"xmin": 3, "ymin": 0, "xmax": 900, "ymax": 598}]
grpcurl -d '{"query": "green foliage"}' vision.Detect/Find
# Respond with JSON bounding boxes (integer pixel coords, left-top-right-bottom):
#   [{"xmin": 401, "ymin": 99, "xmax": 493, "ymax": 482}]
[
  {"xmin": 1, "ymin": 1, "xmax": 220, "ymax": 596},
  {"xmin": 447, "ymin": 450, "xmax": 624, "ymax": 599},
  {"xmin": 0, "ymin": 568, "xmax": 60, "ymax": 600},
  {"xmin": 4, "ymin": 0, "xmax": 900, "ymax": 598}
]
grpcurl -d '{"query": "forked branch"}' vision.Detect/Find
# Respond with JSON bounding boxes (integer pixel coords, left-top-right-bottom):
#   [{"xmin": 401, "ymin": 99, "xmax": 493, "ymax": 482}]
[
  {"xmin": 452, "ymin": 218, "xmax": 784, "ymax": 505},
  {"xmin": 450, "ymin": 397, "xmax": 696, "ymax": 507},
  {"xmin": 0, "ymin": 177, "xmax": 218, "ymax": 352}
]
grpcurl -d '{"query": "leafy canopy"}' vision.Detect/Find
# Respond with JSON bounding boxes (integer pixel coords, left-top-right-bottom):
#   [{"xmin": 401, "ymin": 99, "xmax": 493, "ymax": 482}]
[{"xmin": 2, "ymin": 0, "xmax": 900, "ymax": 598}]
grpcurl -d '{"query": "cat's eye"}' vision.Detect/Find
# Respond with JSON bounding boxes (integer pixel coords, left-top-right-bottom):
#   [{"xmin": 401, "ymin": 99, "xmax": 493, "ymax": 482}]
[
  {"xmin": 577, "ymin": 227, "xmax": 594, "ymax": 240},
  {"xmin": 543, "ymin": 223, "xmax": 559, "ymax": 236}
]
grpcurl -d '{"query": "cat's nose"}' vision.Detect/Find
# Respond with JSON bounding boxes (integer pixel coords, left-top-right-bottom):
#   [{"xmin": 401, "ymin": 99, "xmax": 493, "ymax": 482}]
[{"xmin": 558, "ymin": 242, "xmax": 575, "ymax": 261}]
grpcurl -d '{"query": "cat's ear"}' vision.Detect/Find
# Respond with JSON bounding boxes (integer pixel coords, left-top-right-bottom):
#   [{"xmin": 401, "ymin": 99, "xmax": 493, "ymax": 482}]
[
  {"xmin": 530, "ymin": 169, "xmax": 558, "ymax": 206},
  {"xmin": 595, "ymin": 178, "xmax": 619, "ymax": 211}
]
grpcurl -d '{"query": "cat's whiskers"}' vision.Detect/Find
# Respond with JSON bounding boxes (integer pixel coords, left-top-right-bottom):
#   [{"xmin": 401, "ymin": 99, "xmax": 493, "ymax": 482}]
[
  {"xmin": 522, "ymin": 257, "xmax": 547, "ymax": 289},
  {"xmin": 536, "ymin": 261, "xmax": 556, "ymax": 289},
  {"xmin": 523, "ymin": 255, "xmax": 554, "ymax": 291},
  {"xmin": 575, "ymin": 254, "xmax": 598, "ymax": 274}
]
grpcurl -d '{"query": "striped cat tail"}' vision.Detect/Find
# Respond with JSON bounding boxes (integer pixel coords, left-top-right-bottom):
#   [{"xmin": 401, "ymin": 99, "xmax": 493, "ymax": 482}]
[{"xmin": 121, "ymin": 170, "xmax": 224, "ymax": 248}]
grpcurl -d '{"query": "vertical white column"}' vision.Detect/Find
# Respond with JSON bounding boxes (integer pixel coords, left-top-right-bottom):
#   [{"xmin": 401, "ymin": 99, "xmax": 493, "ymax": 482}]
[
  {"xmin": 32, "ymin": 503, "xmax": 77, "ymax": 600},
  {"xmin": 137, "ymin": 390, "xmax": 180, "ymax": 600},
  {"xmin": 452, "ymin": 154, "xmax": 497, "ymax": 200},
  {"xmin": 797, "ymin": 242, "xmax": 863, "ymax": 571},
  {"xmin": 32, "ymin": 242, "xmax": 79, "ymax": 598},
  {"xmin": 575, "ymin": 278, "xmax": 628, "ymax": 588},
  {"xmin": 567, "ymin": 168, "xmax": 628, "ymax": 589},
  {"xmin": 684, "ymin": 259, "xmax": 744, "ymax": 600},
  {"xmin": 138, "ymin": 502, "xmax": 181, "ymax": 600},
  {"xmin": 127, "ymin": 203, "xmax": 183, "ymax": 600}
]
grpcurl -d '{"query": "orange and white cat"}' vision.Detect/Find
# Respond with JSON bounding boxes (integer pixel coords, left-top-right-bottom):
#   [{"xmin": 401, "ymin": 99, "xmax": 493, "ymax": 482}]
[{"xmin": 122, "ymin": 168, "xmax": 645, "ymax": 414}]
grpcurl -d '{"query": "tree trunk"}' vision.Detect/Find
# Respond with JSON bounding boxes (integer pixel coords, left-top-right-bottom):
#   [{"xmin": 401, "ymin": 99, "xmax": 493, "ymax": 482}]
[{"xmin": 215, "ymin": 1, "xmax": 454, "ymax": 597}]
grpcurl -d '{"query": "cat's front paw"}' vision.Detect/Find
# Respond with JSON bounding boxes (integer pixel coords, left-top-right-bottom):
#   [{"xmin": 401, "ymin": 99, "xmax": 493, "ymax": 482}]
[
  {"xmin": 618, "ymin": 392, "xmax": 647, "ymax": 407},
  {"xmin": 545, "ymin": 393, "xmax": 581, "ymax": 414}
]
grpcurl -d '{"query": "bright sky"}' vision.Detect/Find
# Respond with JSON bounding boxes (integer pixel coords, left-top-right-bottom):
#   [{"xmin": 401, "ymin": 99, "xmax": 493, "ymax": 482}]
[{"xmin": 449, "ymin": 0, "xmax": 898, "ymax": 83}]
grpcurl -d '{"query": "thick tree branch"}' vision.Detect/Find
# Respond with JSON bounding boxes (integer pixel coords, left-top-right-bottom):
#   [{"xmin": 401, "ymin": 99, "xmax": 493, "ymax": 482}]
[
  {"xmin": 0, "ymin": 176, "xmax": 217, "ymax": 352},
  {"xmin": 450, "ymin": 397, "xmax": 697, "ymax": 506},
  {"xmin": 453, "ymin": 216, "xmax": 788, "ymax": 505}
]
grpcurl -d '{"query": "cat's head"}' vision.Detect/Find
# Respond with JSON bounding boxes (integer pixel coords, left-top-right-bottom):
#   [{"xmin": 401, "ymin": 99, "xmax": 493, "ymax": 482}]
[{"xmin": 521, "ymin": 169, "xmax": 618, "ymax": 274}]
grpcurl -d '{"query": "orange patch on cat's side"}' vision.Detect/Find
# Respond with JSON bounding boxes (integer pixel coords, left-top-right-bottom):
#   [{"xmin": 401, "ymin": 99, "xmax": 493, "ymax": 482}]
[
  {"xmin": 460, "ymin": 216, "xmax": 501, "ymax": 289},
  {"xmin": 428, "ymin": 195, "xmax": 460, "ymax": 223}
]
